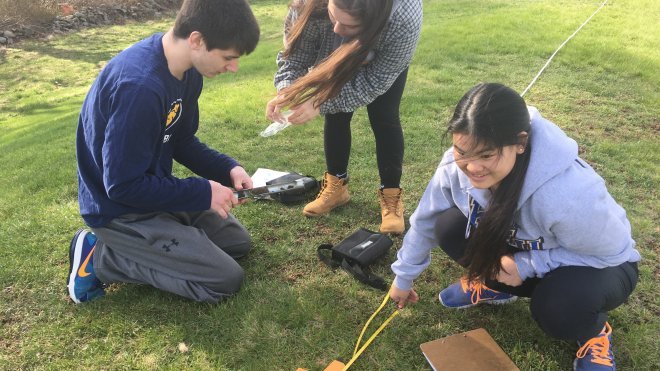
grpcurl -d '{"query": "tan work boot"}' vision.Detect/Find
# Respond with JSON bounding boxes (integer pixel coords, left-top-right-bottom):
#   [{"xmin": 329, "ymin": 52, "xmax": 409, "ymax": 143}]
[
  {"xmin": 378, "ymin": 188, "xmax": 405, "ymax": 234},
  {"xmin": 303, "ymin": 172, "xmax": 350, "ymax": 217}
]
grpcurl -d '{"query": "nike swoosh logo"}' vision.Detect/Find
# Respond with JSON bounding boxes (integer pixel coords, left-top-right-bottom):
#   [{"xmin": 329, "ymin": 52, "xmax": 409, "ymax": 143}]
[{"xmin": 77, "ymin": 245, "xmax": 96, "ymax": 277}]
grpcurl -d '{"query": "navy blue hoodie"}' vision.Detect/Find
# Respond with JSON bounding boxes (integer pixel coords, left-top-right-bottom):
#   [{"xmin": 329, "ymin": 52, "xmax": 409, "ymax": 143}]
[{"xmin": 77, "ymin": 33, "xmax": 238, "ymax": 227}]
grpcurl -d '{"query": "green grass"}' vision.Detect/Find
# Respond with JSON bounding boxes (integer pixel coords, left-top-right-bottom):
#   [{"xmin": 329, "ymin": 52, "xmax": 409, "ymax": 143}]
[{"xmin": 1, "ymin": 0, "xmax": 658, "ymax": 369}]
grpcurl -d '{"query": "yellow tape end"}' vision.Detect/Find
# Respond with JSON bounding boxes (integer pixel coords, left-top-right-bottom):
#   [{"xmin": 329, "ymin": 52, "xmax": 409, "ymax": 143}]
[{"xmin": 323, "ymin": 360, "xmax": 346, "ymax": 371}]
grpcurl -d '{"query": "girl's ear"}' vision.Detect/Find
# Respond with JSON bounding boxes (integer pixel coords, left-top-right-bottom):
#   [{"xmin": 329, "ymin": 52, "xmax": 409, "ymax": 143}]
[{"xmin": 517, "ymin": 131, "xmax": 529, "ymax": 153}]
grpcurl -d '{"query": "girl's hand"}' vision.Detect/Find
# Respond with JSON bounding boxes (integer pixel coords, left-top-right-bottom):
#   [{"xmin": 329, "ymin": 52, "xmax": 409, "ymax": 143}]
[
  {"xmin": 287, "ymin": 100, "xmax": 320, "ymax": 125},
  {"xmin": 496, "ymin": 255, "xmax": 523, "ymax": 287},
  {"xmin": 389, "ymin": 285, "xmax": 419, "ymax": 309},
  {"xmin": 265, "ymin": 96, "xmax": 287, "ymax": 124}
]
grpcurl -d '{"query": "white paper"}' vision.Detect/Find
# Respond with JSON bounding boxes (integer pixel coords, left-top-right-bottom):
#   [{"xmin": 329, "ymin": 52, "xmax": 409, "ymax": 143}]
[{"xmin": 250, "ymin": 168, "xmax": 290, "ymax": 187}]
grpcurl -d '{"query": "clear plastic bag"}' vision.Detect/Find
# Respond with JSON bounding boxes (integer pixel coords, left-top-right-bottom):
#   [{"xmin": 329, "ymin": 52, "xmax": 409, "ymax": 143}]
[
  {"xmin": 260, "ymin": 121, "xmax": 291, "ymax": 137},
  {"xmin": 260, "ymin": 110, "xmax": 293, "ymax": 137}
]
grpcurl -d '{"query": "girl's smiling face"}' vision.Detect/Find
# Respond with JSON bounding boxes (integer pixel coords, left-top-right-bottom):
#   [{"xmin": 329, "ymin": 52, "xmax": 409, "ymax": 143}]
[{"xmin": 452, "ymin": 133, "xmax": 521, "ymax": 191}]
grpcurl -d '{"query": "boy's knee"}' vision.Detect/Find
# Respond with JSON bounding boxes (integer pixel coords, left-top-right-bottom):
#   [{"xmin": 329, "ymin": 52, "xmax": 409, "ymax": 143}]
[
  {"xmin": 206, "ymin": 263, "xmax": 245, "ymax": 298},
  {"xmin": 225, "ymin": 264, "xmax": 245, "ymax": 294},
  {"xmin": 239, "ymin": 240, "xmax": 252, "ymax": 255},
  {"xmin": 226, "ymin": 239, "xmax": 252, "ymax": 259}
]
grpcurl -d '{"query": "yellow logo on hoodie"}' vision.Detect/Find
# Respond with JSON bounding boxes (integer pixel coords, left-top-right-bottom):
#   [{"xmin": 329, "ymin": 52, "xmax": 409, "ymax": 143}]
[{"xmin": 165, "ymin": 99, "xmax": 183, "ymax": 129}]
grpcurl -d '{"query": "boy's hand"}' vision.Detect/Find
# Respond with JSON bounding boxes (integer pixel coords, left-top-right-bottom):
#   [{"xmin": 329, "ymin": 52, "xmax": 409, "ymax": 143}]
[
  {"xmin": 230, "ymin": 166, "xmax": 252, "ymax": 190},
  {"xmin": 209, "ymin": 180, "xmax": 237, "ymax": 219},
  {"xmin": 229, "ymin": 166, "xmax": 252, "ymax": 205}
]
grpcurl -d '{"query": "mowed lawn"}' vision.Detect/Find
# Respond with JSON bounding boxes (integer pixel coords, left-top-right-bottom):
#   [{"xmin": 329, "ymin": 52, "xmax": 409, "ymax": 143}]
[{"xmin": 0, "ymin": 0, "xmax": 658, "ymax": 369}]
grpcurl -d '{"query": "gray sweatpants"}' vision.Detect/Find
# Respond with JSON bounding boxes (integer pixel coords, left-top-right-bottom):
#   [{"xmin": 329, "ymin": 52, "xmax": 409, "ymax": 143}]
[{"xmin": 91, "ymin": 210, "xmax": 251, "ymax": 303}]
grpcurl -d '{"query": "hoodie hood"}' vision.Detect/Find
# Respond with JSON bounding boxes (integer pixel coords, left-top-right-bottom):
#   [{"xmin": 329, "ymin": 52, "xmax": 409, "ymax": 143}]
[
  {"xmin": 518, "ymin": 106, "xmax": 579, "ymax": 208},
  {"xmin": 453, "ymin": 106, "xmax": 579, "ymax": 209}
]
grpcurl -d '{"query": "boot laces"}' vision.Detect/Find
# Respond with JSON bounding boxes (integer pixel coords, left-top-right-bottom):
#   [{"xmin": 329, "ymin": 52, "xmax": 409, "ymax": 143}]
[
  {"xmin": 576, "ymin": 323, "xmax": 613, "ymax": 366},
  {"xmin": 380, "ymin": 190, "xmax": 402, "ymax": 216},
  {"xmin": 460, "ymin": 277, "xmax": 499, "ymax": 305},
  {"xmin": 318, "ymin": 176, "xmax": 344, "ymax": 200}
]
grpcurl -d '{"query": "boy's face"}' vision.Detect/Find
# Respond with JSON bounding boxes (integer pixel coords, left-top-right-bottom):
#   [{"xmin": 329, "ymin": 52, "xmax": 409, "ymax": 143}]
[
  {"xmin": 191, "ymin": 47, "xmax": 240, "ymax": 78},
  {"xmin": 189, "ymin": 33, "xmax": 240, "ymax": 77}
]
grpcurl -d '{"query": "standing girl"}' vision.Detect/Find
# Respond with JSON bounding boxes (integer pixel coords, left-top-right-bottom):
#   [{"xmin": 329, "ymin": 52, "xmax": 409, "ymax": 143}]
[
  {"xmin": 266, "ymin": 0, "xmax": 423, "ymax": 234},
  {"xmin": 390, "ymin": 83, "xmax": 640, "ymax": 370}
]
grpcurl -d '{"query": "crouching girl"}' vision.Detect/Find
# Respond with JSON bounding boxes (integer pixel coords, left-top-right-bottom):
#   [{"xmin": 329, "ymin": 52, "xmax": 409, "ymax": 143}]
[{"xmin": 390, "ymin": 83, "xmax": 640, "ymax": 370}]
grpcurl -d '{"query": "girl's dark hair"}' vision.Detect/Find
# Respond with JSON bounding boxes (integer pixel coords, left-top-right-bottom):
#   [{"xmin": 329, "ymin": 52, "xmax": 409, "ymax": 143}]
[
  {"xmin": 279, "ymin": 0, "xmax": 393, "ymax": 107},
  {"xmin": 173, "ymin": 0, "xmax": 260, "ymax": 55},
  {"xmin": 446, "ymin": 83, "xmax": 531, "ymax": 282}
]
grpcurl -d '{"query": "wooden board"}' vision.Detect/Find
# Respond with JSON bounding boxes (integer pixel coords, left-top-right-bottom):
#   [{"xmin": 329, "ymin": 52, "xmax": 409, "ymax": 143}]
[{"xmin": 420, "ymin": 328, "xmax": 519, "ymax": 371}]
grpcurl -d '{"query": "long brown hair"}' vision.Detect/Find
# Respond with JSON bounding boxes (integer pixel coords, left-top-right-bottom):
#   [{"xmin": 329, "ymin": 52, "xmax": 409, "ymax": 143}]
[
  {"xmin": 445, "ymin": 83, "xmax": 531, "ymax": 282},
  {"xmin": 279, "ymin": 0, "xmax": 393, "ymax": 108}
]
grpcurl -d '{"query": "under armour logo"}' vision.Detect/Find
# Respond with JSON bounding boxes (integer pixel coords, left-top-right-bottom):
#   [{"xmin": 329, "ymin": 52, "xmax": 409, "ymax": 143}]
[{"xmin": 161, "ymin": 238, "xmax": 179, "ymax": 252}]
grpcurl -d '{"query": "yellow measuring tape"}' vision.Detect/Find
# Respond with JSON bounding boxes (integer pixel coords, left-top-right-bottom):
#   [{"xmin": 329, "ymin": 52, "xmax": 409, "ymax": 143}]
[
  {"xmin": 297, "ymin": 292, "xmax": 399, "ymax": 371},
  {"xmin": 343, "ymin": 292, "xmax": 400, "ymax": 370}
]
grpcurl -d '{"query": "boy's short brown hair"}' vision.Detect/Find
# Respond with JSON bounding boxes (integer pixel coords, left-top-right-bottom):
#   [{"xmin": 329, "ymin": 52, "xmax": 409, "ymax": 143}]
[{"xmin": 173, "ymin": 0, "xmax": 260, "ymax": 54}]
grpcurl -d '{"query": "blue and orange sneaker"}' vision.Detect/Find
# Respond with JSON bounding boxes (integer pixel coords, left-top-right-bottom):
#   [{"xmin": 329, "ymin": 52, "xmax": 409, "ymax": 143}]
[
  {"xmin": 67, "ymin": 229, "xmax": 105, "ymax": 303},
  {"xmin": 574, "ymin": 322, "xmax": 615, "ymax": 370},
  {"xmin": 439, "ymin": 276, "xmax": 517, "ymax": 309}
]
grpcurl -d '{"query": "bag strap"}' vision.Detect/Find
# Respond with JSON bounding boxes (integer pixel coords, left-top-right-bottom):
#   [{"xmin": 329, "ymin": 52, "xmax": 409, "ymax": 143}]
[
  {"xmin": 340, "ymin": 259, "xmax": 389, "ymax": 291},
  {"xmin": 318, "ymin": 243, "xmax": 389, "ymax": 291},
  {"xmin": 317, "ymin": 244, "xmax": 342, "ymax": 268}
]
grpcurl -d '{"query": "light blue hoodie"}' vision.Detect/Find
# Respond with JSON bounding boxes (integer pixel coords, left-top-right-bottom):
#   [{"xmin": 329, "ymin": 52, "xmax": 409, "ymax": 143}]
[{"xmin": 392, "ymin": 106, "xmax": 641, "ymax": 291}]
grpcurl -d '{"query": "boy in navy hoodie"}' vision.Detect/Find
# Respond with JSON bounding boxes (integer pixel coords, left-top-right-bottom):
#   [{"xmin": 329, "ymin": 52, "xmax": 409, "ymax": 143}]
[{"xmin": 67, "ymin": 0, "xmax": 260, "ymax": 304}]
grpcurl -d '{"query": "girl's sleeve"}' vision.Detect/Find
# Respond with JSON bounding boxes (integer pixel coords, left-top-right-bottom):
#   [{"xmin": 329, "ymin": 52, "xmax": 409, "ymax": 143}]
[
  {"xmin": 274, "ymin": 10, "xmax": 321, "ymax": 91},
  {"xmin": 392, "ymin": 155, "xmax": 457, "ymax": 290},
  {"xmin": 513, "ymin": 173, "xmax": 640, "ymax": 280},
  {"xmin": 320, "ymin": 2, "xmax": 423, "ymax": 114}
]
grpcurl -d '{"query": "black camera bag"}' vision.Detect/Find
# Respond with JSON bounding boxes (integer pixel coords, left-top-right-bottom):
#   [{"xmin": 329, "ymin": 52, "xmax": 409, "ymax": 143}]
[
  {"xmin": 266, "ymin": 172, "xmax": 319, "ymax": 204},
  {"xmin": 317, "ymin": 228, "xmax": 393, "ymax": 291}
]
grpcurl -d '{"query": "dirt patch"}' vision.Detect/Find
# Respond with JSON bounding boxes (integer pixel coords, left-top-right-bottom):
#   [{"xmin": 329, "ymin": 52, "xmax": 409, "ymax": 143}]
[{"xmin": 0, "ymin": 0, "xmax": 182, "ymax": 45}]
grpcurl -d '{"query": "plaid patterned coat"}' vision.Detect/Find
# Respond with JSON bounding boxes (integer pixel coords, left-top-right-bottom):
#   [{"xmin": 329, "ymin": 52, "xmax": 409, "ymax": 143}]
[{"xmin": 274, "ymin": 0, "xmax": 423, "ymax": 115}]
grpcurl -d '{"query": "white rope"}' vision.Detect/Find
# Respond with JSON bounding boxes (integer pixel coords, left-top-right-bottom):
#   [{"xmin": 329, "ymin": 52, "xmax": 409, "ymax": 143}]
[{"xmin": 521, "ymin": 0, "xmax": 609, "ymax": 97}]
